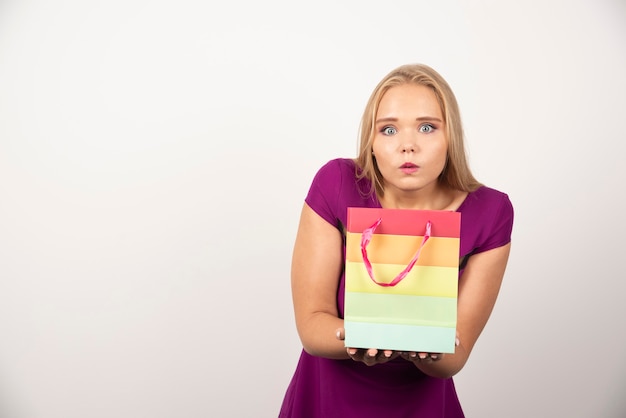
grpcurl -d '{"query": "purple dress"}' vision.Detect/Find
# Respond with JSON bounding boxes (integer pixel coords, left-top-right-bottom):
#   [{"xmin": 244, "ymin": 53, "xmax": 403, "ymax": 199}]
[{"xmin": 279, "ymin": 159, "xmax": 514, "ymax": 418}]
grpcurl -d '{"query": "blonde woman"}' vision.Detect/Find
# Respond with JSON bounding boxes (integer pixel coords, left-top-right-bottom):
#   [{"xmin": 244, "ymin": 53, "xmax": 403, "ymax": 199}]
[{"xmin": 279, "ymin": 64, "xmax": 513, "ymax": 418}]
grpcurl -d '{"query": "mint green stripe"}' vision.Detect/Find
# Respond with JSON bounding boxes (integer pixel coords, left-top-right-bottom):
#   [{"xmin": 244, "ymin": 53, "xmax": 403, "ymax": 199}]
[
  {"xmin": 344, "ymin": 322, "xmax": 457, "ymax": 353},
  {"xmin": 344, "ymin": 292, "xmax": 457, "ymax": 327}
]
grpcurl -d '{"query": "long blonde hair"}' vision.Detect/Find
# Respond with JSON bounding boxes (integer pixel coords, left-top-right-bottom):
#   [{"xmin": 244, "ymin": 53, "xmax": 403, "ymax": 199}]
[{"xmin": 355, "ymin": 63, "xmax": 481, "ymax": 198}]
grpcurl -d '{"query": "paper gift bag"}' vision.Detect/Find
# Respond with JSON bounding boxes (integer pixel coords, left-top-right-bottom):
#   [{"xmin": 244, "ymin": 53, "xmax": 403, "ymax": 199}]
[{"xmin": 344, "ymin": 207, "xmax": 461, "ymax": 353}]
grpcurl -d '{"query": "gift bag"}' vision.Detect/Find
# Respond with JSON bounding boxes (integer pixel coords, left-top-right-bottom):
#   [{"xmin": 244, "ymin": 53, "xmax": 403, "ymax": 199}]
[{"xmin": 344, "ymin": 207, "xmax": 461, "ymax": 353}]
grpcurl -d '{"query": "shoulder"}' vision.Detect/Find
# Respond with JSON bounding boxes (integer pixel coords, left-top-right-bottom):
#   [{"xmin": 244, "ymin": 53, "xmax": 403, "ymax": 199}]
[
  {"xmin": 461, "ymin": 186, "xmax": 513, "ymax": 222},
  {"xmin": 307, "ymin": 158, "xmax": 356, "ymax": 197},
  {"xmin": 304, "ymin": 159, "xmax": 355, "ymax": 228},
  {"xmin": 313, "ymin": 158, "xmax": 357, "ymax": 180},
  {"xmin": 462, "ymin": 186, "xmax": 511, "ymax": 209},
  {"xmin": 459, "ymin": 186, "xmax": 514, "ymax": 256},
  {"xmin": 305, "ymin": 158, "xmax": 376, "ymax": 229}
]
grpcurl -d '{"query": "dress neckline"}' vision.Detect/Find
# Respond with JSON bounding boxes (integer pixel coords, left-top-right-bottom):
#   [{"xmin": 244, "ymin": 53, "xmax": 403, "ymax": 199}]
[{"xmin": 373, "ymin": 187, "xmax": 479, "ymax": 212}]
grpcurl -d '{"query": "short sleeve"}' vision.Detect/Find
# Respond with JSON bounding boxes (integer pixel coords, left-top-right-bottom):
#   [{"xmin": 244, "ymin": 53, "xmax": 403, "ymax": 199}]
[
  {"xmin": 475, "ymin": 192, "xmax": 514, "ymax": 254},
  {"xmin": 304, "ymin": 159, "xmax": 344, "ymax": 229}
]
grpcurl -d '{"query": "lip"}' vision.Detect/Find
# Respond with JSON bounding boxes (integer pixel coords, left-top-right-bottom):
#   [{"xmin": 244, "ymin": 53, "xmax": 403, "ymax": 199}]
[{"xmin": 400, "ymin": 162, "xmax": 419, "ymax": 174}]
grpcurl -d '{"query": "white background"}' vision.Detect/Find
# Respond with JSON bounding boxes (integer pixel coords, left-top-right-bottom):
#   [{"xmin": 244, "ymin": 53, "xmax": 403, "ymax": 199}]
[{"xmin": 0, "ymin": 1, "xmax": 625, "ymax": 417}]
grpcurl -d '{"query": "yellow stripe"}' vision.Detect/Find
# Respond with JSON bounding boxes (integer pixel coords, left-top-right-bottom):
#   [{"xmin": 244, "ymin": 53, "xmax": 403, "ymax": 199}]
[
  {"xmin": 346, "ymin": 232, "xmax": 460, "ymax": 267},
  {"xmin": 345, "ymin": 261, "xmax": 458, "ymax": 297}
]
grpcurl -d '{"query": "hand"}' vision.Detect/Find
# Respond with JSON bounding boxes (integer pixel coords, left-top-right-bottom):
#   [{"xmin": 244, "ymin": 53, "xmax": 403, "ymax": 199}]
[
  {"xmin": 399, "ymin": 333, "xmax": 460, "ymax": 366},
  {"xmin": 335, "ymin": 328, "xmax": 400, "ymax": 366},
  {"xmin": 398, "ymin": 350, "xmax": 443, "ymax": 365},
  {"xmin": 347, "ymin": 347, "xmax": 400, "ymax": 366}
]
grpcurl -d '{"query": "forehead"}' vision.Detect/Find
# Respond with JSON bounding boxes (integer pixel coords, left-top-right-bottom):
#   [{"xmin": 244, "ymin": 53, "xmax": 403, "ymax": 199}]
[{"xmin": 377, "ymin": 83, "xmax": 442, "ymax": 118}]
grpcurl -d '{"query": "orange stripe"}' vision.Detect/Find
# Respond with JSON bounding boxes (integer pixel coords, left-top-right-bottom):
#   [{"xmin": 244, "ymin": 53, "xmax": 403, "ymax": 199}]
[{"xmin": 346, "ymin": 232, "xmax": 459, "ymax": 267}]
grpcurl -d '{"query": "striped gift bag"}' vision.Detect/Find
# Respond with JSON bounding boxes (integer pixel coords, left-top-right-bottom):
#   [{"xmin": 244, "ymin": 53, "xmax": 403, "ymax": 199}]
[{"xmin": 344, "ymin": 207, "xmax": 461, "ymax": 353}]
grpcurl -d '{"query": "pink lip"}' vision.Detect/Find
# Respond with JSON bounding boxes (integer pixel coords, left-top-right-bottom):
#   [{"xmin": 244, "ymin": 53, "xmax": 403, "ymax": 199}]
[{"xmin": 400, "ymin": 162, "xmax": 419, "ymax": 174}]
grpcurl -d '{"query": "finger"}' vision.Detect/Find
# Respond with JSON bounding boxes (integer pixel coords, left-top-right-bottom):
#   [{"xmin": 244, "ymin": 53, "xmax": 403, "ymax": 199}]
[
  {"xmin": 336, "ymin": 328, "xmax": 345, "ymax": 341},
  {"xmin": 363, "ymin": 348, "xmax": 378, "ymax": 366},
  {"xmin": 347, "ymin": 348, "xmax": 365, "ymax": 365},
  {"xmin": 366, "ymin": 348, "xmax": 378, "ymax": 358}
]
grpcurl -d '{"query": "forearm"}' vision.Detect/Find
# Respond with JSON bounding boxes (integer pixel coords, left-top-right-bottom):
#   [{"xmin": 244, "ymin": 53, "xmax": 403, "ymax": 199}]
[
  {"xmin": 297, "ymin": 312, "xmax": 349, "ymax": 360},
  {"xmin": 411, "ymin": 244, "xmax": 512, "ymax": 378},
  {"xmin": 411, "ymin": 341, "xmax": 469, "ymax": 379}
]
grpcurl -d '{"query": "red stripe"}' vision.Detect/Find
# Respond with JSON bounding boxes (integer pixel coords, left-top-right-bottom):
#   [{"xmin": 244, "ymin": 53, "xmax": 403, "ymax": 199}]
[{"xmin": 347, "ymin": 207, "xmax": 460, "ymax": 238}]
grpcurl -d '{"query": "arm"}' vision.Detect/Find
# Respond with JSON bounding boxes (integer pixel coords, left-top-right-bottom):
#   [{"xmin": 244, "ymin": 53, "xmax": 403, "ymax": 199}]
[
  {"xmin": 408, "ymin": 243, "xmax": 511, "ymax": 378},
  {"xmin": 291, "ymin": 203, "xmax": 349, "ymax": 359}
]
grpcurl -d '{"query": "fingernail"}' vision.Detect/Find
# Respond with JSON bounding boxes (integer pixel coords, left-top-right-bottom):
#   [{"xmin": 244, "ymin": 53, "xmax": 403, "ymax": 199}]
[
  {"xmin": 455, "ymin": 337, "xmax": 460, "ymax": 346},
  {"xmin": 419, "ymin": 353, "xmax": 427, "ymax": 359},
  {"xmin": 336, "ymin": 330, "xmax": 341, "ymax": 340},
  {"xmin": 384, "ymin": 351, "xmax": 391, "ymax": 358},
  {"xmin": 348, "ymin": 348, "xmax": 357, "ymax": 355},
  {"xmin": 431, "ymin": 355, "xmax": 438, "ymax": 360}
]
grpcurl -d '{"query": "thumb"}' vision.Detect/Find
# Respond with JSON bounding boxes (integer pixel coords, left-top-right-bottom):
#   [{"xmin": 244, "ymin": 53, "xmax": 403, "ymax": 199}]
[{"xmin": 335, "ymin": 328, "xmax": 345, "ymax": 341}]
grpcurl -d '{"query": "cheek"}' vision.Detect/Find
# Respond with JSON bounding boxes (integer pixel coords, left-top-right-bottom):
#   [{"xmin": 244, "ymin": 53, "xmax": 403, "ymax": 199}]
[
  {"xmin": 373, "ymin": 139, "xmax": 394, "ymax": 157},
  {"xmin": 432, "ymin": 141, "xmax": 449, "ymax": 160},
  {"xmin": 373, "ymin": 147, "xmax": 393, "ymax": 169},
  {"xmin": 438, "ymin": 145, "xmax": 449, "ymax": 161}
]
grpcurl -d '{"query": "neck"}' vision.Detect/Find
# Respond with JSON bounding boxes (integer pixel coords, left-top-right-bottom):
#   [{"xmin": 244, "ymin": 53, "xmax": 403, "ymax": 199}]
[{"xmin": 379, "ymin": 185, "xmax": 462, "ymax": 211}]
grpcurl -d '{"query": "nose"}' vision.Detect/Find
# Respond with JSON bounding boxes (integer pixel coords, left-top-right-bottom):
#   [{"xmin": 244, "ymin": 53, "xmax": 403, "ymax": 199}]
[
  {"xmin": 402, "ymin": 143, "xmax": 415, "ymax": 153},
  {"xmin": 401, "ymin": 133, "xmax": 419, "ymax": 153}
]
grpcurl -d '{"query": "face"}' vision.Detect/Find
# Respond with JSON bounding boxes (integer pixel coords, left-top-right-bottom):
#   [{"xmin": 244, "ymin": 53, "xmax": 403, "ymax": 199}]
[{"xmin": 372, "ymin": 83, "xmax": 448, "ymax": 199}]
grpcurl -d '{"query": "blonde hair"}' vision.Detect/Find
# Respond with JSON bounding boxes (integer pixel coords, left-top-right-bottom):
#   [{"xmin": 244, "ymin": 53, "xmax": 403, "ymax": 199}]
[{"xmin": 355, "ymin": 63, "xmax": 481, "ymax": 198}]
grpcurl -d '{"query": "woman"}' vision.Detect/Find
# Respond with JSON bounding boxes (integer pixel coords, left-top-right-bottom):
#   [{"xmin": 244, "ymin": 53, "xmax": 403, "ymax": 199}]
[{"xmin": 279, "ymin": 63, "xmax": 513, "ymax": 417}]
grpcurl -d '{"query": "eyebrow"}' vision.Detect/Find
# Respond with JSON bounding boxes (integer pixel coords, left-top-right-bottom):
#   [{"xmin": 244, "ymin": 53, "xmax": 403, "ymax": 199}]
[{"xmin": 375, "ymin": 116, "xmax": 443, "ymax": 124}]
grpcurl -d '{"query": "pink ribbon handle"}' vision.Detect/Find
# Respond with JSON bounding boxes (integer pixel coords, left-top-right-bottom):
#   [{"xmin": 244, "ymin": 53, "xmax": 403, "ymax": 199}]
[{"xmin": 360, "ymin": 218, "xmax": 432, "ymax": 287}]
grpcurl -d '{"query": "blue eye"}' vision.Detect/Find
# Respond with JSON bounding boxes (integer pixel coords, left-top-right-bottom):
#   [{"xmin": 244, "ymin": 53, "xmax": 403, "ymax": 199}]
[
  {"xmin": 419, "ymin": 124, "xmax": 435, "ymax": 133},
  {"xmin": 381, "ymin": 126, "xmax": 397, "ymax": 135}
]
